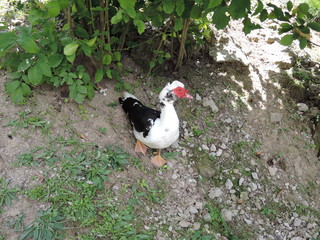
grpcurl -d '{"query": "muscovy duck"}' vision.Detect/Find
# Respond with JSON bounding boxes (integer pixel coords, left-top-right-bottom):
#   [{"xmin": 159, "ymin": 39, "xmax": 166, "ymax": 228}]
[{"xmin": 119, "ymin": 81, "xmax": 192, "ymax": 167}]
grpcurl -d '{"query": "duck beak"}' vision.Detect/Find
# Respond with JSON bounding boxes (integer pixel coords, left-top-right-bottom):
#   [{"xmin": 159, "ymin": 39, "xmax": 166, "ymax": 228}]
[{"xmin": 184, "ymin": 93, "xmax": 193, "ymax": 99}]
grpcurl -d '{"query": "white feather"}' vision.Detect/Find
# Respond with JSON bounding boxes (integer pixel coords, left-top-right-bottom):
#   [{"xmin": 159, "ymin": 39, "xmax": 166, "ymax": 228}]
[{"xmin": 123, "ymin": 92, "xmax": 138, "ymax": 100}]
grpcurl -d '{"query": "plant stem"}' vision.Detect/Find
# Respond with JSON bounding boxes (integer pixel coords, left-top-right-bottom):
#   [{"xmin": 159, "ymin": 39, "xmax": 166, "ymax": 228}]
[{"xmin": 175, "ymin": 18, "xmax": 191, "ymax": 70}]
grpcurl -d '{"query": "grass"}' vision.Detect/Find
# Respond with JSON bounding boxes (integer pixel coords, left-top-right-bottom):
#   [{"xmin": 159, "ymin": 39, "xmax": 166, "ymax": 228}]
[{"xmin": 0, "ymin": 177, "xmax": 19, "ymax": 209}]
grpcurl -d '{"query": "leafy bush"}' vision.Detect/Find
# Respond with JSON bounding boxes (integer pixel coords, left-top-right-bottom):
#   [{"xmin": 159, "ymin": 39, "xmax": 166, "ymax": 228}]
[{"xmin": 0, "ymin": 0, "xmax": 319, "ymax": 103}]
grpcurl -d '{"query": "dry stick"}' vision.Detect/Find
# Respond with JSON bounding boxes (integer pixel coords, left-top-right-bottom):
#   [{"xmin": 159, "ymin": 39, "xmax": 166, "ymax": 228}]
[
  {"xmin": 99, "ymin": 0, "xmax": 105, "ymax": 46},
  {"xmin": 119, "ymin": 22, "xmax": 130, "ymax": 50},
  {"xmin": 105, "ymin": 0, "xmax": 111, "ymax": 46},
  {"xmin": 175, "ymin": 18, "xmax": 191, "ymax": 71},
  {"xmin": 146, "ymin": 17, "xmax": 173, "ymax": 76}
]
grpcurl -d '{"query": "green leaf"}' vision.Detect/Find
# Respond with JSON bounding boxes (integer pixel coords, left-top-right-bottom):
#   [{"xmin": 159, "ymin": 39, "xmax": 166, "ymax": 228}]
[
  {"xmin": 253, "ymin": 0, "xmax": 263, "ymax": 16},
  {"xmin": 77, "ymin": 85, "xmax": 87, "ymax": 94},
  {"xmin": 36, "ymin": 61, "xmax": 51, "ymax": 77},
  {"xmin": 21, "ymin": 83, "xmax": 31, "ymax": 96},
  {"xmin": 176, "ymin": 0, "xmax": 185, "ymax": 16},
  {"xmin": 151, "ymin": 14, "xmax": 163, "ymax": 28},
  {"xmin": 87, "ymin": 85, "xmax": 95, "ymax": 100},
  {"xmin": 106, "ymin": 69, "xmax": 112, "ymax": 79},
  {"xmin": 103, "ymin": 54, "xmax": 112, "ymax": 65},
  {"xmin": 95, "ymin": 68, "xmax": 103, "ymax": 83},
  {"xmin": 86, "ymin": 37, "xmax": 97, "ymax": 47},
  {"xmin": 46, "ymin": 1, "xmax": 61, "ymax": 18},
  {"xmin": 111, "ymin": 9, "xmax": 124, "ymax": 24},
  {"xmin": 229, "ymin": 0, "xmax": 250, "ymax": 19},
  {"xmin": 6, "ymin": 80, "xmax": 21, "ymax": 94},
  {"xmin": 18, "ymin": 59, "xmax": 32, "ymax": 72},
  {"xmin": 75, "ymin": 93, "xmax": 85, "ymax": 103},
  {"xmin": 174, "ymin": 17, "xmax": 183, "ymax": 31},
  {"xmin": 212, "ymin": 6, "xmax": 230, "ymax": 29},
  {"xmin": 11, "ymin": 86, "xmax": 24, "ymax": 103},
  {"xmin": 163, "ymin": 0, "xmax": 175, "ymax": 14},
  {"xmin": 207, "ymin": 0, "xmax": 222, "ymax": 9},
  {"xmin": 63, "ymin": 43, "xmax": 79, "ymax": 56},
  {"xmin": 299, "ymin": 26, "xmax": 310, "ymax": 34},
  {"xmin": 280, "ymin": 34, "xmax": 295, "ymax": 46},
  {"xmin": 114, "ymin": 52, "xmax": 121, "ymax": 61},
  {"xmin": 242, "ymin": 17, "xmax": 261, "ymax": 35},
  {"xmin": 66, "ymin": 53, "xmax": 76, "ymax": 63},
  {"xmin": 259, "ymin": 9, "xmax": 268, "ymax": 22},
  {"xmin": 17, "ymin": 34, "xmax": 40, "ymax": 53},
  {"xmin": 9, "ymin": 72, "xmax": 22, "ymax": 79},
  {"xmin": 28, "ymin": 65, "xmax": 43, "ymax": 85},
  {"xmin": 307, "ymin": 22, "xmax": 320, "ymax": 32},
  {"xmin": 299, "ymin": 37, "xmax": 307, "ymax": 49},
  {"xmin": 190, "ymin": 5, "xmax": 202, "ymax": 19},
  {"xmin": 118, "ymin": 0, "xmax": 136, "ymax": 18},
  {"xmin": 149, "ymin": 61, "xmax": 155, "ymax": 69},
  {"xmin": 297, "ymin": 3, "xmax": 309, "ymax": 15},
  {"xmin": 279, "ymin": 23, "xmax": 293, "ymax": 34},
  {"xmin": 48, "ymin": 54, "xmax": 63, "ymax": 67},
  {"xmin": 287, "ymin": 1, "xmax": 293, "ymax": 11},
  {"xmin": 134, "ymin": 19, "xmax": 145, "ymax": 34},
  {"xmin": 0, "ymin": 31, "xmax": 16, "ymax": 52}
]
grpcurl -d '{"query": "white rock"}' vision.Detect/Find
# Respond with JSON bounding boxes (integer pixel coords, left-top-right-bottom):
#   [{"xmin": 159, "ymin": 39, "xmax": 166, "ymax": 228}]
[
  {"xmin": 210, "ymin": 144, "xmax": 217, "ymax": 152},
  {"xmin": 188, "ymin": 206, "xmax": 198, "ymax": 214},
  {"xmin": 225, "ymin": 118, "xmax": 232, "ymax": 123},
  {"xmin": 196, "ymin": 94, "xmax": 202, "ymax": 101},
  {"xmin": 225, "ymin": 179, "xmax": 233, "ymax": 189},
  {"xmin": 268, "ymin": 166, "xmax": 278, "ymax": 176},
  {"xmin": 172, "ymin": 173, "xmax": 179, "ymax": 180},
  {"xmin": 293, "ymin": 218, "xmax": 302, "ymax": 227},
  {"xmin": 270, "ymin": 113, "xmax": 282, "ymax": 123},
  {"xmin": 179, "ymin": 220, "xmax": 191, "ymax": 228},
  {"xmin": 240, "ymin": 192, "xmax": 249, "ymax": 201},
  {"xmin": 239, "ymin": 177, "xmax": 245, "ymax": 186},
  {"xmin": 216, "ymin": 149, "xmax": 223, "ymax": 157},
  {"xmin": 209, "ymin": 188, "xmax": 223, "ymax": 199},
  {"xmin": 221, "ymin": 209, "xmax": 233, "ymax": 222},
  {"xmin": 202, "ymin": 144, "xmax": 209, "ymax": 151},
  {"xmin": 297, "ymin": 103, "xmax": 309, "ymax": 112},
  {"xmin": 252, "ymin": 172, "xmax": 259, "ymax": 180},
  {"xmin": 193, "ymin": 222, "xmax": 201, "ymax": 231},
  {"xmin": 307, "ymin": 222, "xmax": 317, "ymax": 229},
  {"xmin": 249, "ymin": 182, "xmax": 258, "ymax": 192},
  {"xmin": 171, "ymin": 140, "xmax": 179, "ymax": 148},
  {"xmin": 220, "ymin": 143, "xmax": 227, "ymax": 149},
  {"xmin": 203, "ymin": 97, "xmax": 219, "ymax": 113},
  {"xmin": 244, "ymin": 218, "xmax": 252, "ymax": 225}
]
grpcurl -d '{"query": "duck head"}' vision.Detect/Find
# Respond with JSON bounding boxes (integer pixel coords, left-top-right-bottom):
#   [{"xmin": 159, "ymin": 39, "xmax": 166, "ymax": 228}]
[{"xmin": 159, "ymin": 81, "xmax": 192, "ymax": 105}]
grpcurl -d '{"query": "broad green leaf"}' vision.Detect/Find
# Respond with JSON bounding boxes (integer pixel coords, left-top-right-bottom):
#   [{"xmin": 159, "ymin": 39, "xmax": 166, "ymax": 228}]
[
  {"xmin": 307, "ymin": 22, "xmax": 320, "ymax": 32},
  {"xmin": 95, "ymin": 68, "xmax": 103, "ymax": 83},
  {"xmin": 242, "ymin": 17, "xmax": 261, "ymax": 35},
  {"xmin": 114, "ymin": 52, "xmax": 121, "ymax": 61},
  {"xmin": 28, "ymin": 65, "xmax": 43, "ymax": 85},
  {"xmin": 69, "ymin": 84, "xmax": 77, "ymax": 99},
  {"xmin": 18, "ymin": 59, "xmax": 32, "ymax": 72},
  {"xmin": 9, "ymin": 72, "xmax": 22, "ymax": 79},
  {"xmin": 163, "ymin": 0, "xmax": 175, "ymax": 14},
  {"xmin": 28, "ymin": 9, "xmax": 44, "ymax": 24},
  {"xmin": 207, "ymin": 0, "xmax": 222, "ymax": 9},
  {"xmin": 190, "ymin": 5, "xmax": 202, "ymax": 19},
  {"xmin": 6, "ymin": 80, "xmax": 20, "ymax": 94},
  {"xmin": 77, "ymin": 85, "xmax": 87, "ymax": 94},
  {"xmin": 297, "ymin": 3, "xmax": 309, "ymax": 15},
  {"xmin": 253, "ymin": 0, "xmax": 263, "ymax": 16},
  {"xmin": 104, "ymin": 43, "xmax": 111, "ymax": 51},
  {"xmin": 103, "ymin": 54, "xmax": 112, "ymax": 65},
  {"xmin": 17, "ymin": 34, "xmax": 40, "ymax": 53},
  {"xmin": 149, "ymin": 61, "xmax": 155, "ymax": 69},
  {"xmin": 86, "ymin": 37, "xmax": 97, "ymax": 47},
  {"xmin": 280, "ymin": 34, "xmax": 294, "ymax": 46},
  {"xmin": 299, "ymin": 37, "xmax": 307, "ymax": 49},
  {"xmin": 134, "ymin": 19, "xmax": 145, "ymax": 34},
  {"xmin": 106, "ymin": 69, "xmax": 112, "ymax": 79},
  {"xmin": 48, "ymin": 54, "xmax": 63, "ymax": 67},
  {"xmin": 212, "ymin": 6, "xmax": 230, "ymax": 29},
  {"xmin": 46, "ymin": 1, "xmax": 61, "ymax": 18},
  {"xmin": 66, "ymin": 53, "xmax": 76, "ymax": 63},
  {"xmin": 259, "ymin": 9, "xmax": 268, "ymax": 22},
  {"xmin": 87, "ymin": 85, "xmax": 95, "ymax": 100},
  {"xmin": 279, "ymin": 23, "xmax": 293, "ymax": 34},
  {"xmin": 118, "ymin": 0, "xmax": 136, "ymax": 18},
  {"xmin": 21, "ymin": 83, "xmax": 31, "ymax": 96},
  {"xmin": 75, "ymin": 93, "xmax": 85, "ymax": 103},
  {"xmin": 176, "ymin": 0, "xmax": 185, "ymax": 16},
  {"xmin": 267, "ymin": 4, "xmax": 287, "ymax": 21},
  {"xmin": 151, "ymin": 14, "xmax": 163, "ymax": 28},
  {"xmin": 229, "ymin": 0, "xmax": 250, "ymax": 19},
  {"xmin": 63, "ymin": 43, "xmax": 79, "ymax": 56},
  {"xmin": 111, "ymin": 9, "xmax": 124, "ymax": 24},
  {"xmin": 174, "ymin": 17, "xmax": 183, "ymax": 31},
  {"xmin": 36, "ymin": 61, "xmax": 52, "ymax": 77},
  {"xmin": 0, "ymin": 31, "xmax": 16, "ymax": 52},
  {"xmin": 11, "ymin": 86, "xmax": 24, "ymax": 103},
  {"xmin": 299, "ymin": 26, "xmax": 310, "ymax": 34},
  {"xmin": 287, "ymin": 1, "xmax": 293, "ymax": 11}
]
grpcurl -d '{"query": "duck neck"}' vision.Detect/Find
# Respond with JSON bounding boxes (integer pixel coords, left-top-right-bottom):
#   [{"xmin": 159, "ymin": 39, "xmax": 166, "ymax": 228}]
[{"xmin": 159, "ymin": 101, "xmax": 178, "ymax": 124}]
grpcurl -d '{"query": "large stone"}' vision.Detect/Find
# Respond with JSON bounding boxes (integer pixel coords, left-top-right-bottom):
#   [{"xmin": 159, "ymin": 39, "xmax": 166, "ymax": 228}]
[
  {"xmin": 203, "ymin": 97, "xmax": 219, "ymax": 113},
  {"xmin": 270, "ymin": 113, "xmax": 282, "ymax": 124},
  {"xmin": 209, "ymin": 188, "xmax": 223, "ymax": 199},
  {"xmin": 221, "ymin": 209, "xmax": 233, "ymax": 222},
  {"xmin": 297, "ymin": 103, "xmax": 309, "ymax": 112}
]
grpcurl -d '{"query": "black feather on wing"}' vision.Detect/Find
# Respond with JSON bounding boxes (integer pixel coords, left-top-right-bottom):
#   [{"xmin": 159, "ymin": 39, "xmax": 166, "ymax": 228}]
[{"xmin": 119, "ymin": 97, "xmax": 160, "ymax": 137}]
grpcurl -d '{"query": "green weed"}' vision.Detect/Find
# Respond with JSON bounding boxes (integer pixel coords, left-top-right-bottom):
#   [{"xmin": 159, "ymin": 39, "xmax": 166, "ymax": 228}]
[
  {"xmin": 5, "ymin": 213, "xmax": 25, "ymax": 232},
  {"xmin": 0, "ymin": 177, "xmax": 19, "ymax": 208}
]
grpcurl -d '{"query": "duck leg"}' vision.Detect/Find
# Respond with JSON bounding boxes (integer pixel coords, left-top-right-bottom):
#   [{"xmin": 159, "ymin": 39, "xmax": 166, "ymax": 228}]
[
  {"xmin": 151, "ymin": 150, "xmax": 167, "ymax": 167},
  {"xmin": 135, "ymin": 140, "xmax": 148, "ymax": 155}
]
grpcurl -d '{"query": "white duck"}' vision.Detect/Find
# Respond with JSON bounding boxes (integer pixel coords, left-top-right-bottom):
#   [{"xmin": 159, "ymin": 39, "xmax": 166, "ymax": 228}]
[{"xmin": 119, "ymin": 81, "xmax": 192, "ymax": 166}]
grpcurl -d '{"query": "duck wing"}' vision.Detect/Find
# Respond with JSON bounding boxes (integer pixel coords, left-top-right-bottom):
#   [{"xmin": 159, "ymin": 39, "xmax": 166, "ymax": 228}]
[{"xmin": 119, "ymin": 97, "xmax": 160, "ymax": 138}]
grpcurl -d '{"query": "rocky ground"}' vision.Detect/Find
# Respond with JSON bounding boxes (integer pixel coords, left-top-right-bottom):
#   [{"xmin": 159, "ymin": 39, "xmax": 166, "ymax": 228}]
[{"xmin": 1, "ymin": 2, "xmax": 320, "ymax": 240}]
